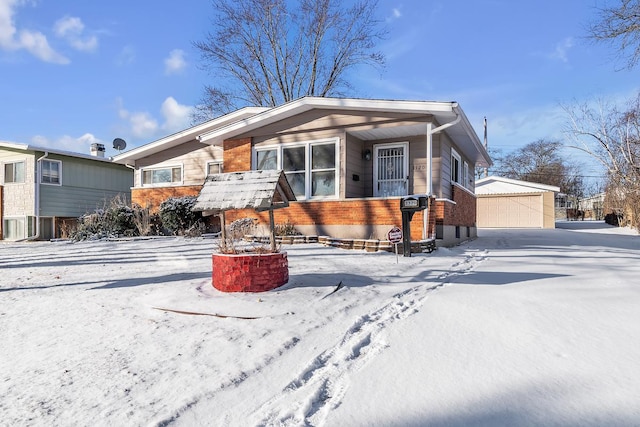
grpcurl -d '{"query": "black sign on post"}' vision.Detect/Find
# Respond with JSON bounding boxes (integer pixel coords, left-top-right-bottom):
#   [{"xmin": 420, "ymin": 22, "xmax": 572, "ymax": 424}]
[{"xmin": 399, "ymin": 195, "xmax": 428, "ymax": 257}]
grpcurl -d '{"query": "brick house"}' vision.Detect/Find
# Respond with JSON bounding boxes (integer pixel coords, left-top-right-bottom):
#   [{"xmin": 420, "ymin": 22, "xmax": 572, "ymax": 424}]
[{"xmin": 113, "ymin": 97, "xmax": 491, "ymax": 246}]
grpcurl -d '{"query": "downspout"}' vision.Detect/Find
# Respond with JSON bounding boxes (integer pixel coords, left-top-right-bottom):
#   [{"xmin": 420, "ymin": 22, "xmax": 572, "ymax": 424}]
[
  {"xmin": 423, "ymin": 103, "xmax": 461, "ymax": 239},
  {"xmin": 18, "ymin": 151, "xmax": 48, "ymax": 241}
]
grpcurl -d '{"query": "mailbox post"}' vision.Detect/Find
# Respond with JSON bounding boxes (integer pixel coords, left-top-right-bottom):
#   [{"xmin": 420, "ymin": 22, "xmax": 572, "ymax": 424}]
[{"xmin": 399, "ymin": 195, "xmax": 428, "ymax": 257}]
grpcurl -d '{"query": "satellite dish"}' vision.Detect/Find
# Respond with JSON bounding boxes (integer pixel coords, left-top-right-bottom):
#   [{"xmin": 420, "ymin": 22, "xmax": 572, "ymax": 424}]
[{"xmin": 113, "ymin": 138, "xmax": 127, "ymax": 151}]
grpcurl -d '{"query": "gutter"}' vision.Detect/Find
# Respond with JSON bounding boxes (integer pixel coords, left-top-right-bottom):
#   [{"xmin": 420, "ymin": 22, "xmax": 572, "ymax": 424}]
[
  {"xmin": 423, "ymin": 102, "xmax": 462, "ymax": 239},
  {"xmin": 17, "ymin": 151, "xmax": 48, "ymax": 241}
]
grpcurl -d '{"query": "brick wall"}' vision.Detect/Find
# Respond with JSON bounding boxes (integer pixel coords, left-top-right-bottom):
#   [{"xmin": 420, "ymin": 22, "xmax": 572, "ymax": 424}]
[
  {"xmin": 132, "ymin": 185, "xmax": 202, "ymax": 211},
  {"xmin": 226, "ymin": 198, "xmax": 433, "ymax": 241},
  {"xmin": 223, "ymin": 138, "xmax": 252, "ymax": 172},
  {"xmin": 450, "ymin": 184, "xmax": 477, "ymax": 226},
  {"xmin": 434, "ymin": 184, "xmax": 477, "ymax": 227}
]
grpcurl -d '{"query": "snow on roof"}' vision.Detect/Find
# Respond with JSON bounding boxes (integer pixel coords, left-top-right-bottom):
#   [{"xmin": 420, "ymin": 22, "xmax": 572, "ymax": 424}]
[
  {"xmin": 192, "ymin": 170, "xmax": 296, "ymax": 214},
  {"xmin": 0, "ymin": 140, "xmax": 115, "ymax": 163},
  {"xmin": 475, "ymin": 175, "xmax": 560, "ymax": 195}
]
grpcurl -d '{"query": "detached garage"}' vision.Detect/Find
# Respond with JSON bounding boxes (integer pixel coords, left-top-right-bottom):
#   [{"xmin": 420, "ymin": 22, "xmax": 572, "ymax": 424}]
[{"xmin": 476, "ymin": 176, "xmax": 559, "ymax": 229}]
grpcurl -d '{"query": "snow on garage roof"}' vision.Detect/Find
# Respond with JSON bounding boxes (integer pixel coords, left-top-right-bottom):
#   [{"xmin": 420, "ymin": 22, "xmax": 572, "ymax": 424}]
[
  {"xmin": 192, "ymin": 170, "xmax": 296, "ymax": 214},
  {"xmin": 476, "ymin": 176, "xmax": 560, "ymax": 195}
]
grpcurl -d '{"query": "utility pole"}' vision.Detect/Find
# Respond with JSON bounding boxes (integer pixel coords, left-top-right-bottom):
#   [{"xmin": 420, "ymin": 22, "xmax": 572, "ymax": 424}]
[{"xmin": 483, "ymin": 116, "xmax": 489, "ymax": 178}]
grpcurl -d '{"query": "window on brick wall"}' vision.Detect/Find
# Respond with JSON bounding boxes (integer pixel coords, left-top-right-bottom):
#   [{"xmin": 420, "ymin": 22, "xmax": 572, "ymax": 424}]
[
  {"xmin": 142, "ymin": 165, "xmax": 182, "ymax": 186},
  {"xmin": 255, "ymin": 138, "xmax": 338, "ymax": 200},
  {"xmin": 3, "ymin": 161, "xmax": 25, "ymax": 184}
]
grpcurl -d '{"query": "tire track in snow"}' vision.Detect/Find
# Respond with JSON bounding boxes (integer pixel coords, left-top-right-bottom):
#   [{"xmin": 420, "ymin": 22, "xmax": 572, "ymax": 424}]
[{"xmin": 253, "ymin": 249, "xmax": 489, "ymax": 426}]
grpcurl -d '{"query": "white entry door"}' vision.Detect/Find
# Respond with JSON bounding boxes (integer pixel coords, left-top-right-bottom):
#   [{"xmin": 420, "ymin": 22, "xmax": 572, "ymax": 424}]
[{"xmin": 374, "ymin": 142, "xmax": 409, "ymax": 197}]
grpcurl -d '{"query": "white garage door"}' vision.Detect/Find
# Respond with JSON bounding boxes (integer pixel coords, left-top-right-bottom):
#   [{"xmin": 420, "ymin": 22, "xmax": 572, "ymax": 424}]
[{"xmin": 477, "ymin": 194, "xmax": 543, "ymax": 228}]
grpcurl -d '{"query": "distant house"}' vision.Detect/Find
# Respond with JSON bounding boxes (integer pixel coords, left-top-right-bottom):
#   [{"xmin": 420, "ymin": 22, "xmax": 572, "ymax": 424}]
[
  {"xmin": 1, "ymin": 141, "xmax": 133, "ymax": 240},
  {"xmin": 476, "ymin": 176, "xmax": 559, "ymax": 228},
  {"xmin": 579, "ymin": 193, "xmax": 605, "ymax": 220},
  {"xmin": 113, "ymin": 97, "xmax": 492, "ymax": 246}
]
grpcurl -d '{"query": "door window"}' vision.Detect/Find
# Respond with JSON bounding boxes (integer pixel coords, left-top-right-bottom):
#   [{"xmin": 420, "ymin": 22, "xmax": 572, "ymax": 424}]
[{"xmin": 374, "ymin": 143, "xmax": 409, "ymax": 197}]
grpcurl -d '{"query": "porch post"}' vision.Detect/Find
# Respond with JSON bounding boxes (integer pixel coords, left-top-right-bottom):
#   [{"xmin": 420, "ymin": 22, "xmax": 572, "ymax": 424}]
[{"xmin": 424, "ymin": 122, "xmax": 433, "ymax": 240}]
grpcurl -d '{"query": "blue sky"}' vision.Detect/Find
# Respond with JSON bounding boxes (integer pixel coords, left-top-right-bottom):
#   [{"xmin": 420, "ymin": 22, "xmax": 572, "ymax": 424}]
[{"xmin": 1, "ymin": 0, "xmax": 636, "ymax": 179}]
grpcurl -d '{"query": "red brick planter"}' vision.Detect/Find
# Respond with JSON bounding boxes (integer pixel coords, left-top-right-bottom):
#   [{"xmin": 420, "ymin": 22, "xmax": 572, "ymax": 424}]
[{"xmin": 212, "ymin": 252, "xmax": 289, "ymax": 292}]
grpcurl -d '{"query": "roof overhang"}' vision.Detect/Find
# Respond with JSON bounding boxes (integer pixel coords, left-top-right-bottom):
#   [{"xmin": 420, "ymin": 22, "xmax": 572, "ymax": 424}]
[
  {"xmin": 0, "ymin": 141, "xmax": 115, "ymax": 163},
  {"xmin": 111, "ymin": 106, "xmax": 269, "ymax": 165},
  {"xmin": 198, "ymin": 97, "xmax": 492, "ymax": 168},
  {"xmin": 476, "ymin": 175, "xmax": 560, "ymax": 195}
]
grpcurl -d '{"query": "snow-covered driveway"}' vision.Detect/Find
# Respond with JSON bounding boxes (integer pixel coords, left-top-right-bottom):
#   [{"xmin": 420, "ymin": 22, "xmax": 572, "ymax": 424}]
[{"xmin": 1, "ymin": 221, "xmax": 639, "ymax": 426}]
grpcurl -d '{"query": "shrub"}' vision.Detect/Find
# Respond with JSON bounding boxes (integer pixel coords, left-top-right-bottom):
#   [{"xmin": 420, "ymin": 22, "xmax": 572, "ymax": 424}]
[
  {"xmin": 274, "ymin": 221, "xmax": 301, "ymax": 236},
  {"xmin": 68, "ymin": 195, "xmax": 163, "ymax": 241},
  {"xmin": 158, "ymin": 196, "xmax": 203, "ymax": 236}
]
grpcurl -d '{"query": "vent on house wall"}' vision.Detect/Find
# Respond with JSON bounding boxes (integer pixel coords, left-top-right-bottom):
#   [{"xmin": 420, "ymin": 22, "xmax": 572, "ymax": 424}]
[{"xmin": 90, "ymin": 143, "xmax": 106, "ymax": 157}]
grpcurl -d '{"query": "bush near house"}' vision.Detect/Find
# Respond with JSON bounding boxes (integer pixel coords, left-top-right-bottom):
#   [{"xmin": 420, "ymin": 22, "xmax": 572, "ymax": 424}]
[
  {"xmin": 69, "ymin": 195, "xmax": 161, "ymax": 240},
  {"xmin": 158, "ymin": 196, "xmax": 205, "ymax": 236},
  {"xmin": 66, "ymin": 195, "xmax": 296, "ymax": 241}
]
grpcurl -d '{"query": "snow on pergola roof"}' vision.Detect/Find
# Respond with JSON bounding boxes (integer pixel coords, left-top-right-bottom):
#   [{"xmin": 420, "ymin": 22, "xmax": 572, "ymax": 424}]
[{"xmin": 192, "ymin": 170, "xmax": 296, "ymax": 215}]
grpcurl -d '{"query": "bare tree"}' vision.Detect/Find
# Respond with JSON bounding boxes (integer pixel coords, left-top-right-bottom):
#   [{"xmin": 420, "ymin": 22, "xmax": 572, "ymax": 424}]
[
  {"xmin": 587, "ymin": 0, "xmax": 640, "ymax": 69},
  {"xmin": 193, "ymin": 0, "xmax": 386, "ymax": 121},
  {"xmin": 564, "ymin": 95, "xmax": 640, "ymax": 230},
  {"xmin": 495, "ymin": 139, "xmax": 585, "ymax": 197}
]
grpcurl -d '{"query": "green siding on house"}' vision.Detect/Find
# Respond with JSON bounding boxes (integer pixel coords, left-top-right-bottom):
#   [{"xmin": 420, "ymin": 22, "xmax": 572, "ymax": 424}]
[
  {"xmin": 40, "ymin": 185, "xmax": 129, "ymax": 217},
  {"xmin": 37, "ymin": 154, "xmax": 132, "ymax": 217}
]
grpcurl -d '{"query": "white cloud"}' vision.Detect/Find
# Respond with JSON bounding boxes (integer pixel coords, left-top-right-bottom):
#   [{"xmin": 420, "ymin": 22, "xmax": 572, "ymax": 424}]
[
  {"xmin": 0, "ymin": 0, "xmax": 18, "ymax": 48},
  {"xmin": 164, "ymin": 49, "xmax": 187, "ymax": 75},
  {"xmin": 54, "ymin": 15, "xmax": 98, "ymax": 53},
  {"xmin": 18, "ymin": 29, "xmax": 69, "ymax": 64},
  {"xmin": 117, "ymin": 98, "xmax": 159, "ymax": 138},
  {"xmin": 31, "ymin": 133, "xmax": 103, "ymax": 152},
  {"xmin": 392, "ymin": 8, "xmax": 402, "ymax": 18},
  {"xmin": 0, "ymin": 0, "xmax": 69, "ymax": 64},
  {"xmin": 116, "ymin": 45, "xmax": 135, "ymax": 66},
  {"xmin": 129, "ymin": 112, "xmax": 158, "ymax": 138},
  {"xmin": 161, "ymin": 96, "xmax": 194, "ymax": 132},
  {"xmin": 549, "ymin": 37, "xmax": 574, "ymax": 63},
  {"xmin": 53, "ymin": 15, "xmax": 83, "ymax": 37},
  {"xmin": 115, "ymin": 97, "xmax": 194, "ymax": 142}
]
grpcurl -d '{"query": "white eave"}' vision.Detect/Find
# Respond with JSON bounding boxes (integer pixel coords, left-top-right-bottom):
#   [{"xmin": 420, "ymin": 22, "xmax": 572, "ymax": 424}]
[
  {"xmin": 476, "ymin": 176, "xmax": 560, "ymax": 195},
  {"xmin": 111, "ymin": 106, "xmax": 269, "ymax": 165},
  {"xmin": 197, "ymin": 97, "xmax": 492, "ymax": 168},
  {"xmin": 0, "ymin": 140, "xmax": 115, "ymax": 163}
]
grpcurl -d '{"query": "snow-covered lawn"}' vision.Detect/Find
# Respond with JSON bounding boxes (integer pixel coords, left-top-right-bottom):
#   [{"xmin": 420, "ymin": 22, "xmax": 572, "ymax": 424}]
[{"xmin": 1, "ymin": 221, "xmax": 639, "ymax": 426}]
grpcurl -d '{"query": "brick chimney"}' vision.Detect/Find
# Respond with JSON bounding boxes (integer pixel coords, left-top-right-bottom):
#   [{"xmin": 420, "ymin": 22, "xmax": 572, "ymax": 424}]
[{"xmin": 90, "ymin": 143, "xmax": 105, "ymax": 157}]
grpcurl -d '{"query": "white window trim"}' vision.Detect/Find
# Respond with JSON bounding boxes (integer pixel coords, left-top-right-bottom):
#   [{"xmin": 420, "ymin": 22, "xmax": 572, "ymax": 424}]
[
  {"xmin": 463, "ymin": 161, "xmax": 469, "ymax": 189},
  {"xmin": 140, "ymin": 164, "xmax": 184, "ymax": 187},
  {"xmin": 205, "ymin": 161, "xmax": 224, "ymax": 178},
  {"xmin": 40, "ymin": 159, "xmax": 62, "ymax": 186},
  {"xmin": 373, "ymin": 141, "xmax": 409, "ymax": 197},
  {"xmin": 451, "ymin": 148, "xmax": 461, "ymax": 184},
  {"xmin": 2, "ymin": 160, "xmax": 26, "ymax": 184},
  {"xmin": 253, "ymin": 137, "xmax": 340, "ymax": 200},
  {"xmin": 2, "ymin": 216, "xmax": 27, "ymax": 241}
]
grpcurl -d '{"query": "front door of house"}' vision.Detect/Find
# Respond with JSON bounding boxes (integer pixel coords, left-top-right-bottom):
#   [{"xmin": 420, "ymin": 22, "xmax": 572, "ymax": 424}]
[{"xmin": 374, "ymin": 142, "xmax": 409, "ymax": 197}]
